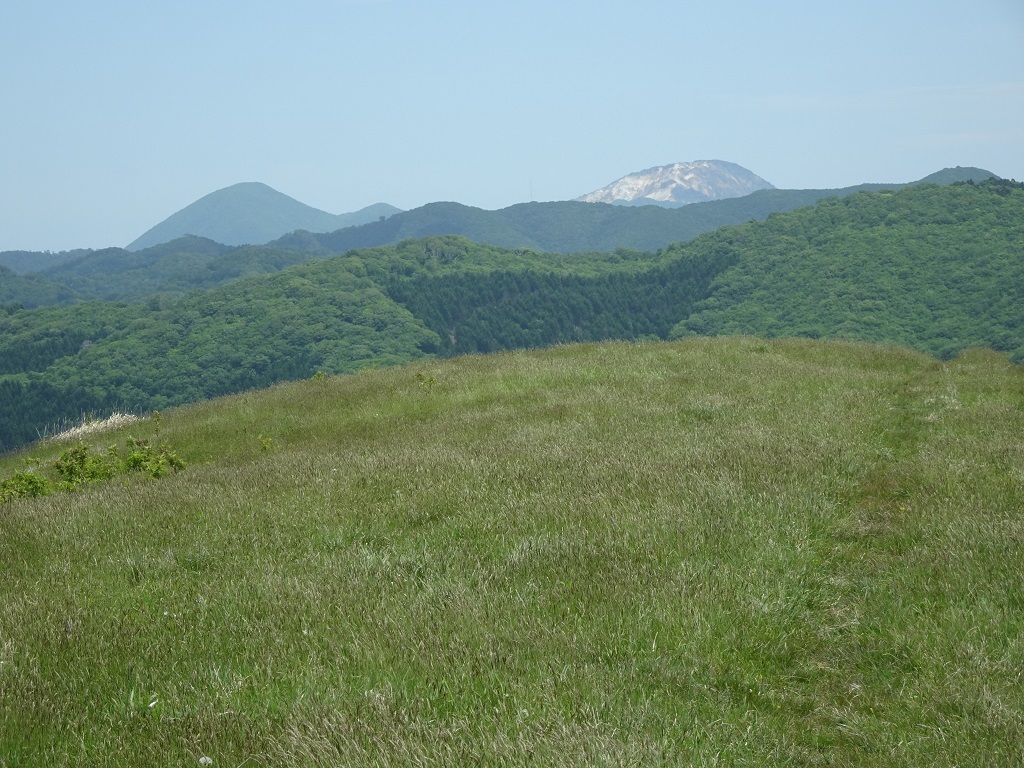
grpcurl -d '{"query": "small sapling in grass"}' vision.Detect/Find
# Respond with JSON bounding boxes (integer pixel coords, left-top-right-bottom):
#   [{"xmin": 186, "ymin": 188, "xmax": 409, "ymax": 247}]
[{"xmin": 415, "ymin": 371, "xmax": 437, "ymax": 393}]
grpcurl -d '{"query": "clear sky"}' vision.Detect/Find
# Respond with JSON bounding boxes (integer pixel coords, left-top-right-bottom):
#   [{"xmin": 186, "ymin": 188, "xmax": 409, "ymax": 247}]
[{"xmin": 2, "ymin": 0, "xmax": 1023, "ymax": 251}]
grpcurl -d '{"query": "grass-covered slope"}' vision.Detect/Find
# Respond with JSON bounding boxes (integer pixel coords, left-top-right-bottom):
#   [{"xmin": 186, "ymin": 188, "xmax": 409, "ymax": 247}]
[{"xmin": 1, "ymin": 338, "xmax": 1021, "ymax": 766}]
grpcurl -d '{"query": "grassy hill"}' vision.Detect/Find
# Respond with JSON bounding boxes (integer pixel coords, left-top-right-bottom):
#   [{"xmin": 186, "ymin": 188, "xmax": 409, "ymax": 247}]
[{"xmin": 1, "ymin": 338, "xmax": 1021, "ymax": 766}]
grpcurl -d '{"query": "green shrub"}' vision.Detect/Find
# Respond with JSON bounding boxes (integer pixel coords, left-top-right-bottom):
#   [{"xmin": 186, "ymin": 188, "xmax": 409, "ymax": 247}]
[
  {"xmin": 0, "ymin": 470, "xmax": 52, "ymax": 502},
  {"xmin": 118, "ymin": 437, "xmax": 186, "ymax": 478},
  {"xmin": 0, "ymin": 438, "xmax": 187, "ymax": 501},
  {"xmin": 52, "ymin": 443, "xmax": 116, "ymax": 489}
]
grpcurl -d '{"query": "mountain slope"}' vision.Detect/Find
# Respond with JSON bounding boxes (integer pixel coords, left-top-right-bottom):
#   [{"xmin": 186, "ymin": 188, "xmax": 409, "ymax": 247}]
[
  {"xmin": 1, "ymin": 338, "xmax": 1021, "ymax": 765},
  {"xmin": 273, "ymin": 167, "xmax": 997, "ymax": 255},
  {"xmin": 374, "ymin": 180, "xmax": 1024, "ymax": 363},
  {"xmin": 126, "ymin": 182, "xmax": 400, "ymax": 250},
  {"xmin": 576, "ymin": 159, "xmax": 775, "ymax": 207}
]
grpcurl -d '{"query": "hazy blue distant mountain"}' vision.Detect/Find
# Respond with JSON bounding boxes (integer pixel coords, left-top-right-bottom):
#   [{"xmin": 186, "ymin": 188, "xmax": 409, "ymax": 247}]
[
  {"xmin": 126, "ymin": 182, "xmax": 401, "ymax": 250},
  {"xmin": 268, "ymin": 193, "xmax": 848, "ymax": 254},
  {"xmin": 916, "ymin": 166, "xmax": 999, "ymax": 185},
  {"xmin": 575, "ymin": 160, "xmax": 775, "ymax": 207},
  {"xmin": 0, "ymin": 249, "xmax": 92, "ymax": 275}
]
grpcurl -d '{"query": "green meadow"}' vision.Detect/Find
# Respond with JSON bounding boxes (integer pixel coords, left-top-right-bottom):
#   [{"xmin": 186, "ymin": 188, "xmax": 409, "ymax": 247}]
[{"xmin": 1, "ymin": 338, "xmax": 1022, "ymax": 765}]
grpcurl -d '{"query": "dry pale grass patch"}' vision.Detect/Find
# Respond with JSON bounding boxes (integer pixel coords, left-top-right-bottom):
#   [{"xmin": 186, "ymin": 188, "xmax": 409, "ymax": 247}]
[{"xmin": 47, "ymin": 412, "xmax": 142, "ymax": 443}]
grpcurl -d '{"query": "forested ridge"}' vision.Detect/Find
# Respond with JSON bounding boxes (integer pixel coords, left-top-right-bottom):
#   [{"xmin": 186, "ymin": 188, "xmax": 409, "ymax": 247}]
[
  {"xmin": 381, "ymin": 243, "xmax": 737, "ymax": 356},
  {"xmin": 1, "ymin": 178, "xmax": 1021, "ymax": 453},
  {"xmin": 675, "ymin": 179, "xmax": 1024, "ymax": 359},
  {"xmin": 270, "ymin": 185, "xmax": 902, "ymax": 255},
  {"xmin": 0, "ymin": 265, "xmax": 80, "ymax": 308}
]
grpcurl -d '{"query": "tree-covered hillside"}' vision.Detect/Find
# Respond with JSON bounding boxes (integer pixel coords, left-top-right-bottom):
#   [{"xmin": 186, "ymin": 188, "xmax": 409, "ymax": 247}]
[
  {"xmin": 0, "ymin": 264, "xmax": 436, "ymax": 452},
  {"xmin": 0, "ymin": 266, "xmax": 80, "ymax": 309},
  {"xmin": 0, "ymin": 249, "xmax": 90, "ymax": 274},
  {"xmin": 36, "ymin": 239, "xmax": 320, "ymax": 303},
  {"xmin": 674, "ymin": 179, "xmax": 1024, "ymax": 361}
]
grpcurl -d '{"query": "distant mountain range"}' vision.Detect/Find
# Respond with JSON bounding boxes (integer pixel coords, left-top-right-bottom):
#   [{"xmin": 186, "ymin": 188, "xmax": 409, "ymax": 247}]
[
  {"xmin": 576, "ymin": 160, "xmax": 775, "ymax": 207},
  {"xmin": 125, "ymin": 161, "xmax": 773, "ymax": 251},
  {"xmin": 126, "ymin": 182, "xmax": 401, "ymax": 251},
  {"xmin": 269, "ymin": 166, "xmax": 998, "ymax": 255},
  {"xmin": 126, "ymin": 163, "xmax": 996, "ymax": 254},
  {"xmin": 0, "ymin": 166, "xmax": 1000, "ymax": 286}
]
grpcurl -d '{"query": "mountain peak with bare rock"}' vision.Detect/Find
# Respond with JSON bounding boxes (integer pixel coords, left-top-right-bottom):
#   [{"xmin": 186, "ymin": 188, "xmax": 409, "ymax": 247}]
[{"xmin": 576, "ymin": 160, "xmax": 774, "ymax": 207}]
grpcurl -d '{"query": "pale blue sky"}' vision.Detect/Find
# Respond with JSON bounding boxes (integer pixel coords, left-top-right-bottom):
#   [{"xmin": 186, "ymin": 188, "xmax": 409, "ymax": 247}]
[{"xmin": 3, "ymin": 0, "xmax": 1023, "ymax": 251}]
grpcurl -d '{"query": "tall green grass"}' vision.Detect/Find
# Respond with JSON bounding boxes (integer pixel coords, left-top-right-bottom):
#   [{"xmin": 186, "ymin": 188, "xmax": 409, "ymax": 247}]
[{"xmin": 1, "ymin": 338, "xmax": 1021, "ymax": 766}]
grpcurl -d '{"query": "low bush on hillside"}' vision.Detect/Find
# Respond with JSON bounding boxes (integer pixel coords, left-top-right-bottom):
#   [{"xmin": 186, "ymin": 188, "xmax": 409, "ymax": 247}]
[{"xmin": 0, "ymin": 436, "xmax": 184, "ymax": 502}]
